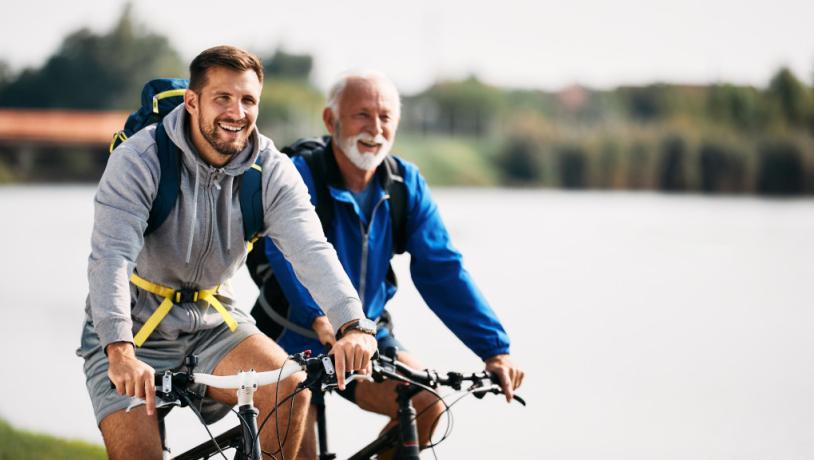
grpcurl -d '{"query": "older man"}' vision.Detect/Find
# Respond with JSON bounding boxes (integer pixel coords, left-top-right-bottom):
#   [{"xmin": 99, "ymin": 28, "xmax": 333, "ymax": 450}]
[
  {"xmin": 250, "ymin": 70, "xmax": 524, "ymax": 458},
  {"xmin": 78, "ymin": 47, "xmax": 376, "ymax": 460}
]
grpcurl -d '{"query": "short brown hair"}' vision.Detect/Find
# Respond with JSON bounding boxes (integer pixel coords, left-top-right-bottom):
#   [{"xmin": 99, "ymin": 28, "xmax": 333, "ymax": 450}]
[{"xmin": 189, "ymin": 45, "xmax": 264, "ymax": 92}]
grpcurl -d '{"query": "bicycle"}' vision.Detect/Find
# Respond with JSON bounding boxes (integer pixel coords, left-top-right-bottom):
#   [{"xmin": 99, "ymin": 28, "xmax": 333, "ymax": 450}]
[
  {"xmin": 308, "ymin": 348, "xmax": 527, "ymax": 460},
  {"xmin": 142, "ymin": 351, "xmax": 525, "ymax": 459}
]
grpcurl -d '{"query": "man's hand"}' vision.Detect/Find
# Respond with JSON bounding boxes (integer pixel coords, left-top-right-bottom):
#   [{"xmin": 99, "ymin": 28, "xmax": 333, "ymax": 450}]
[
  {"xmin": 330, "ymin": 327, "xmax": 377, "ymax": 391},
  {"xmin": 106, "ymin": 341, "xmax": 156, "ymax": 416},
  {"xmin": 484, "ymin": 354, "xmax": 524, "ymax": 403},
  {"xmin": 312, "ymin": 316, "xmax": 336, "ymax": 349}
]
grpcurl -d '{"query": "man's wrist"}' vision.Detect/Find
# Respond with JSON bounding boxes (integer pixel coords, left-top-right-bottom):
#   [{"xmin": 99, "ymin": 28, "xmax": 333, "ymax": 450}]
[
  {"xmin": 105, "ymin": 341, "xmax": 135, "ymax": 360},
  {"xmin": 337, "ymin": 318, "xmax": 377, "ymax": 339},
  {"xmin": 485, "ymin": 354, "xmax": 510, "ymax": 365}
]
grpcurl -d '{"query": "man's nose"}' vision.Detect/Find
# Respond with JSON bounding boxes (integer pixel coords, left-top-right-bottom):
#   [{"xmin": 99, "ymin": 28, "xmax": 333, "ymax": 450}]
[
  {"xmin": 367, "ymin": 116, "xmax": 383, "ymax": 136},
  {"xmin": 226, "ymin": 100, "xmax": 247, "ymax": 120}
]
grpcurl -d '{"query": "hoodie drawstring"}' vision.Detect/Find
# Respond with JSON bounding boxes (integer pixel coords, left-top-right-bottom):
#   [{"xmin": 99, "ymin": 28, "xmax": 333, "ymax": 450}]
[
  {"xmin": 184, "ymin": 162, "xmax": 200, "ymax": 264},
  {"xmin": 224, "ymin": 176, "xmax": 233, "ymax": 253}
]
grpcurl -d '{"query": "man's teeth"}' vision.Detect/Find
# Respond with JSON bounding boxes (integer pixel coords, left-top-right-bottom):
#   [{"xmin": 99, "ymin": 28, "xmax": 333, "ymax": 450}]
[{"xmin": 219, "ymin": 123, "xmax": 244, "ymax": 132}]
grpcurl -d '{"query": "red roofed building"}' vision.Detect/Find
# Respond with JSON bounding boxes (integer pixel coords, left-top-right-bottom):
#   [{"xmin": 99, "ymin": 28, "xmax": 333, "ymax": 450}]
[
  {"xmin": 0, "ymin": 109, "xmax": 129, "ymax": 182},
  {"xmin": 0, "ymin": 109, "xmax": 128, "ymax": 145}
]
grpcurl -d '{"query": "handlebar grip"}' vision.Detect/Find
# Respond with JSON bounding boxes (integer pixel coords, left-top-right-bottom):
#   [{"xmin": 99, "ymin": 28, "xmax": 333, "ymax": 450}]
[{"xmin": 108, "ymin": 373, "xmax": 168, "ymax": 390}]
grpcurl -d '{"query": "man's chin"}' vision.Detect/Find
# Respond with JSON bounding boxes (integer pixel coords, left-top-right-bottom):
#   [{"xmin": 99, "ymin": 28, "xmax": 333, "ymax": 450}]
[{"xmin": 210, "ymin": 143, "xmax": 242, "ymax": 158}]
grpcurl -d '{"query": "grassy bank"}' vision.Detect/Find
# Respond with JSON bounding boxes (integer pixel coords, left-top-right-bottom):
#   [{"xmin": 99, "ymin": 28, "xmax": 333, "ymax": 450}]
[{"xmin": 0, "ymin": 418, "xmax": 105, "ymax": 460}]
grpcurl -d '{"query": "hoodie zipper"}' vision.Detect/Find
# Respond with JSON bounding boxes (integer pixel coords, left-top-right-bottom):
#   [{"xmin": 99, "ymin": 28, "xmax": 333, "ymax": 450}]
[
  {"xmin": 358, "ymin": 194, "xmax": 389, "ymax": 306},
  {"xmin": 190, "ymin": 169, "xmax": 220, "ymax": 287}
]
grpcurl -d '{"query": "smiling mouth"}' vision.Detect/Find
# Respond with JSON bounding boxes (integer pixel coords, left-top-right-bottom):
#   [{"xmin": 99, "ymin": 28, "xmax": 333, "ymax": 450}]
[
  {"xmin": 218, "ymin": 122, "xmax": 246, "ymax": 133},
  {"xmin": 358, "ymin": 139, "xmax": 381, "ymax": 149}
]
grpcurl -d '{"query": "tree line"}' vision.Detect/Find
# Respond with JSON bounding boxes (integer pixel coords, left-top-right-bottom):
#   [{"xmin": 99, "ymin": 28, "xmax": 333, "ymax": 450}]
[{"xmin": 1, "ymin": 5, "xmax": 812, "ymax": 195}]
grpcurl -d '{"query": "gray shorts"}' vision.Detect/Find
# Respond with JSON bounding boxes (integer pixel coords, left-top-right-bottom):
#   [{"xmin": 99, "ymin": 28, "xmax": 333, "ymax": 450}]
[{"xmin": 77, "ymin": 315, "xmax": 261, "ymax": 425}]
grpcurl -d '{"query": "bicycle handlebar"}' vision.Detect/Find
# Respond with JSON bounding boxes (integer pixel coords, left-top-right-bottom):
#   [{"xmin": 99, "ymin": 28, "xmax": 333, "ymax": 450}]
[
  {"xmin": 370, "ymin": 354, "xmax": 526, "ymax": 406},
  {"xmin": 192, "ymin": 362, "xmax": 303, "ymax": 389},
  {"xmin": 140, "ymin": 350, "xmax": 524, "ymax": 407}
]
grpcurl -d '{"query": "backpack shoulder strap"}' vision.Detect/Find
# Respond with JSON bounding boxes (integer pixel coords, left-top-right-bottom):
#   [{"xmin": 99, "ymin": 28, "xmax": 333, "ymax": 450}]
[
  {"xmin": 145, "ymin": 122, "xmax": 181, "ymax": 236},
  {"xmin": 285, "ymin": 136, "xmax": 336, "ymax": 234},
  {"xmin": 301, "ymin": 148, "xmax": 335, "ymax": 233},
  {"xmin": 383, "ymin": 156, "xmax": 408, "ymax": 255},
  {"xmin": 239, "ymin": 156, "xmax": 264, "ymax": 242}
]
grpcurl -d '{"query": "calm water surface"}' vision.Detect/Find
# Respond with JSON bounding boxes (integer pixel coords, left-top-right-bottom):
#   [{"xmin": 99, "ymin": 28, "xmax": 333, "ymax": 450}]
[{"xmin": 1, "ymin": 186, "xmax": 812, "ymax": 459}]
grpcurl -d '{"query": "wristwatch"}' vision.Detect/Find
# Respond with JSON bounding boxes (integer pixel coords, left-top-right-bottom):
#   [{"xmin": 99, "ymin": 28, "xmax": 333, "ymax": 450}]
[{"xmin": 337, "ymin": 318, "xmax": 377, "ymax": 339}]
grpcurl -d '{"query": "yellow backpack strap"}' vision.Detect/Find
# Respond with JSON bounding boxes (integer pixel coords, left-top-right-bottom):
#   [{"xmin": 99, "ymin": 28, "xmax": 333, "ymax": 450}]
[
  {"xmin": 129, "ymin": 273, "xmax": 237, "ymax": 347},
  {"xmin": 246, "ymin": 235, "xmax": 260, "ymax": 253},
  {"xmin": 109, "ymin": 131, "xmax": 128, "ymax": 154},
  {"xmin": 152, "ymin": 89, "xmax": 187, "ymax": 114},
  {"xmin": 198, "ymin": 288, "xmax": 238, "ymax": 332}
]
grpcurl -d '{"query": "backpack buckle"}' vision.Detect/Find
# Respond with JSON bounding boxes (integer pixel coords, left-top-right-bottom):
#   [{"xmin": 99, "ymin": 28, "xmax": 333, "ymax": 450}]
[{"xmin": 173, "ymin": 288, "xmax": 199, "ymax": 304}]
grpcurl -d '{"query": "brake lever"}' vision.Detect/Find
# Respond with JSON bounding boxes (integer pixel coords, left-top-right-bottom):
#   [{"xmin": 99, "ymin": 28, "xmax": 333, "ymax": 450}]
[
  {"xmin": 319, "ymin": 373, "xmax": 375, "ymax": 391},
  {"xmin": 471, "ymin": 380, "xmax": 527, "ymax": 406}
]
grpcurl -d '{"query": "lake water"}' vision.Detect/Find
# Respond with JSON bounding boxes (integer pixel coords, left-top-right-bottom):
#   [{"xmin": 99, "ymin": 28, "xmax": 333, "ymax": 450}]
[{"xmin": 1, "ymin": 185, "xmax": 813, "ymax": 459}]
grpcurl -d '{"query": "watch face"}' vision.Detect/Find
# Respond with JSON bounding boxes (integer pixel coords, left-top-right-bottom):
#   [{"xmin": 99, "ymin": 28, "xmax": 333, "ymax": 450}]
[{"xmin": 357, "ymin": 318, "xmax": 377, "ymax": 334}]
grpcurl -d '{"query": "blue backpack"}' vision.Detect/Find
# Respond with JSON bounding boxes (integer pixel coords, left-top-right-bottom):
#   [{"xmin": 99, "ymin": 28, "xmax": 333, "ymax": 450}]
[{"xmin": 110, "ymin": 78, "xmax": 264, "ymax": 241}]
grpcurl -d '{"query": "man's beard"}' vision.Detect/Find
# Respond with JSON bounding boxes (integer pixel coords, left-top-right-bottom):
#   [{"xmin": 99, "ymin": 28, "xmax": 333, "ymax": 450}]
[
  {"xmin": 336, "ymin": 126, "xmax": 393, "ymax": 171},
  {"xmin": 200, "ymin": 114, "xmax": 250, "ymax": 157}
]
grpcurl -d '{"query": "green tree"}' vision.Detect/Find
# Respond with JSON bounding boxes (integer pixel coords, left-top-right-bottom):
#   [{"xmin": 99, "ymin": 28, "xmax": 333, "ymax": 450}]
[
  {"xmin": 0, "ymin": 60, "xmax": 11, "ymax": 89},
  {"xmin": 619, "ymin": 84, "xmax": 673, "ymax": 121},
  {"xmin": 264, "ymin": 49, "xmax": 313, "ymax": 80},
  {"xmin": 766, "ymin": 67, "xmax": 809, "ymax": 127},
  {"xmin": 408, "ymin": 76, "xmax": 504, "ymax": 136},
  {"xmin": 707, "ymin": 84, "xmax": 763, "ymax": 129},
  {"xmin": 0, "ymin": 4, "xmax": 184, "ymax": 109}
]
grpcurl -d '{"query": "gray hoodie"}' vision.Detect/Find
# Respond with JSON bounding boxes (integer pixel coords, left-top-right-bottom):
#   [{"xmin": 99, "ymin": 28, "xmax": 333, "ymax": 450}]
[{"xmin": 86, "ymin": 105, "xmax": 363, "ymax": 349}]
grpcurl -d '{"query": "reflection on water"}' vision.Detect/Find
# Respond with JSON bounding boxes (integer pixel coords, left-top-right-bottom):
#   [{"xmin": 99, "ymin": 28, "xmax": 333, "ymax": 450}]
[{"xmin": 1, "ymin": 186, "xmax": 813, "ymax": 459}]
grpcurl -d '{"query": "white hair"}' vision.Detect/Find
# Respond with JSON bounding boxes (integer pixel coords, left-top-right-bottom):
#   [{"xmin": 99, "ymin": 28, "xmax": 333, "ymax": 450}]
[{"xmin": 326, "ymin": 69, "xmax": 402, "ymax": 118}]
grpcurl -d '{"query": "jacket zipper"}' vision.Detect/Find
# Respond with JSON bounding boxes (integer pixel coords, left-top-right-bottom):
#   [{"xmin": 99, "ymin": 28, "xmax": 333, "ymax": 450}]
[{"xmin": 358, "ymin": 194, "xmax": 389, "ymax": 306}]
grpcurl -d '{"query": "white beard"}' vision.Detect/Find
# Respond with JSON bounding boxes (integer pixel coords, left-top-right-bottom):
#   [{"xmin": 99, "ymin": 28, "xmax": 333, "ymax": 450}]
[{"xmin": 337, "ymin": 132, "xmax": 392, "ymax": 171}]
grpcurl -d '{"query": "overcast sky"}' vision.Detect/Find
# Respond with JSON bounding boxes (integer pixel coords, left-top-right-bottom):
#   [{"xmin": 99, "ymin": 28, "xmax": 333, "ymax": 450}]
[{"xmin": 2, "ymin": 0, "xmax": 812, "ymax": 93}]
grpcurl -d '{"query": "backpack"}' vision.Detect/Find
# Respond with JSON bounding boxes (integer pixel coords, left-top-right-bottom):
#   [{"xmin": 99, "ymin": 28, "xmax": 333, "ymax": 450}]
[
  {"xmin": 109, "ymin": 78, "xmax": 264, "ymax": 241},
  {"xmin": 246, "ymin": 137, "xmax": 408, "ymax": 339},
  {"xmin": 246, "ymin": 136, "xmax": 408, "ymax": 286}
]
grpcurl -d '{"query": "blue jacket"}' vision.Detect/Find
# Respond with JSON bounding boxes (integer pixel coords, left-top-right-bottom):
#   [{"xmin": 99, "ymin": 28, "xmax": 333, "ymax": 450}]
[{"xmin": 264, "ymin": 150, "xmax": 511, "ymax": 361}]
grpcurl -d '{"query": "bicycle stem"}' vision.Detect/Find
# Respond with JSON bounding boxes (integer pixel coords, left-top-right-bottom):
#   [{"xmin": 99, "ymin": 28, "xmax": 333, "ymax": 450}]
[{"xmin": 233, "ymin": 373, "xmax": 262, "ymax": 460}]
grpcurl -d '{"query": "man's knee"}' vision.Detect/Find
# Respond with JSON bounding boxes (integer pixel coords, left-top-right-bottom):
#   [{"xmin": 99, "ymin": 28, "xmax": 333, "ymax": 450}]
[
  {"xmin": 99, "ymin": 407, "xmax": 163, "ymax": 460},
  {"xmin": 414, "ymin": 390, "xmax": 445, "ymax": 429},
  {"xmin": 256, "ymin": 378, "xmax": 311, "ymax": 415}
]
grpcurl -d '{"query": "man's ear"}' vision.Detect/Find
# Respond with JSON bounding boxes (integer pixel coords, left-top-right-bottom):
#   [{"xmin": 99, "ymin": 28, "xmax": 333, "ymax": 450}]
[
  {"xmin": 323, "ymin": 107, "xmax": 336, "ymax": 134},
  {"xmin": 184, "ymin": 89, "xmax": 198, "ymax": 115}
]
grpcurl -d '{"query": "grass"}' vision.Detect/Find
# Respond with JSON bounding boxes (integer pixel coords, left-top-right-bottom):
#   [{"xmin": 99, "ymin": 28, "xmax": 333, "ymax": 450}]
[
  {"xmin": 0, "ymin": 418, "xmax": 105, "ymax": 460},
  {"xmin": 394, "ymin": 134, "xmax": 501, "ymax": 186}
]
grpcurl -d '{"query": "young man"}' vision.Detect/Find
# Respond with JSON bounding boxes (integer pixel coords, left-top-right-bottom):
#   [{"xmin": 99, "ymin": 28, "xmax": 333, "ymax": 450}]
[
  {"xmin": 250, "ymin": 70, "xmax": 524, "ymax": 458},
  {"xmin": 77, "ymin": 46, "xmax": 376, "ymax": 460}
]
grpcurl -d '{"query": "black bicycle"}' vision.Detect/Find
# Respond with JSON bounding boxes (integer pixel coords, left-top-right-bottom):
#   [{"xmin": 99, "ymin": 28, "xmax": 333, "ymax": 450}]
[{"xmin": 150, "ymin": 351, "xmax": 525, "ymax": 459}]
